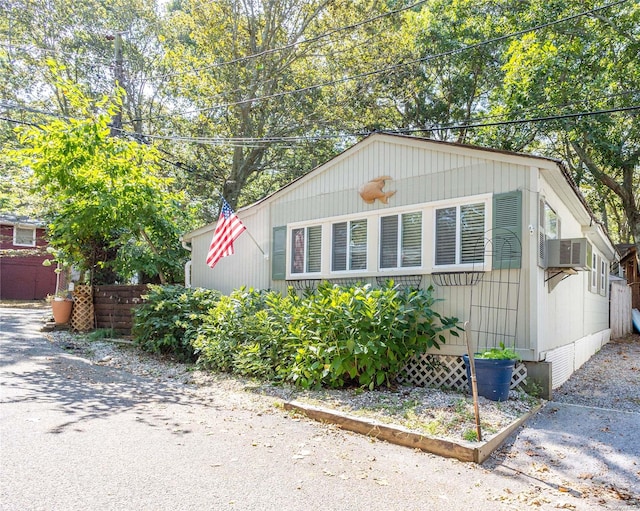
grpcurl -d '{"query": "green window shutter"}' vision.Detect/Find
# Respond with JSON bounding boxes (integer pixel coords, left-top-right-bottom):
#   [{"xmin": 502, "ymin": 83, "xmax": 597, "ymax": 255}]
[
  {"xmin": 272, "ymin": 225, "xmax": 286, "ymax": 280},
  {"xmin": 493, "ymin": 191, "xmax": 522, "ymax": 270}
]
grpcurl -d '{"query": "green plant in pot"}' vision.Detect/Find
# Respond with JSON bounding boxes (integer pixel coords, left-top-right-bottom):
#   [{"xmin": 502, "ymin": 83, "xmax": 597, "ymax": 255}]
[
  {"xmin": 476, "ymin": 343, "xmax": 520, "ymax": 361},
  {"xmin": 464, "ymin": 343, "xmax": 520, "ymax": 402}
]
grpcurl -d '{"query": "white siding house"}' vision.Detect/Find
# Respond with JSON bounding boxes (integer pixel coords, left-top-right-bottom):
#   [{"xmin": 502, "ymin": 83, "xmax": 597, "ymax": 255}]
[{"xmin": 182, "ymin": 133, "xmax": 616, "ymax": 394}]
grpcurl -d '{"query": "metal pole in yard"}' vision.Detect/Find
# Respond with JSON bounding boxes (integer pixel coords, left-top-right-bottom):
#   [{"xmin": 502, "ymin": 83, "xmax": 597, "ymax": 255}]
[{"xmin": 464, "ymin": 321, "xmax": 482, "ymax": 442}]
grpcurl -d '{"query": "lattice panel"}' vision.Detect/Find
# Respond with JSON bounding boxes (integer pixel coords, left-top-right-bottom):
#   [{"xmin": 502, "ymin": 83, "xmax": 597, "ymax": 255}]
[
  {"xmin": 70, "ymin": 285, "xmax": 94, "ymax": 332},
  {"xmin": 511, "ymin": 362, "xmax": 528, "ymax": 389},
  {"xmin": 397, "ymin": 353, "xmax": 528, "ymax": 392}
]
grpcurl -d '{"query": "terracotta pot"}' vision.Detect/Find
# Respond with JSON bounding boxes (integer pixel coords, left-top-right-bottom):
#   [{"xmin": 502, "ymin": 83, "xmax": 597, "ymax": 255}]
[{"xmin": 51, "ymin": 299, "xmax": 73, "ymax": 325}]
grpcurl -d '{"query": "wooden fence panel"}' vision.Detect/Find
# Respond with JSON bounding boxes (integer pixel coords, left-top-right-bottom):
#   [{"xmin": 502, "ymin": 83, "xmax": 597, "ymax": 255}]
[
  {"xmin": 93, "ymin": 285, "xmax": 149, "ymax": 335},
  {"xmin": 610, "ymin": 280, "xmax": 632, "ymax": 339},
  {"xmin": 631, "ymin": 282, "xmax": 640, "ymax": 310}
]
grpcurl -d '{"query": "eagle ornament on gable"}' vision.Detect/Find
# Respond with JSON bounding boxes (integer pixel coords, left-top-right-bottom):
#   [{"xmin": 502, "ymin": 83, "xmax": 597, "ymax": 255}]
[{"xmin": 359, "ymin": 176, "xmax": 396, "ymax": 204}]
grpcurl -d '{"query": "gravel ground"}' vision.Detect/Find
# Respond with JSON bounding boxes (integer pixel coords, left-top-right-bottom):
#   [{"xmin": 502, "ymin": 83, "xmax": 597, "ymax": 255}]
[
  {"xmin": 553, "ymin": 333, "xmax": 640, "ymax": 413},
  {"xmin": 45, "ymin": 328, "xmax": 541, "ymax": 445},
  {"xmin": 44, "ymin": 328, "xmax": 640, "ymax": 447}
]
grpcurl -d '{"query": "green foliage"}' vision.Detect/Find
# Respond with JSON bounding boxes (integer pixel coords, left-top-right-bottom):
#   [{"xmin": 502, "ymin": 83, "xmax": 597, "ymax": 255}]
[
  {"xmin": 193, "ymin": 288, "xmax": 298, "ymax": 378},
  {"xmin": 2, "ymin": 0, "xmax": 639, "ymax": 244},
  {"xmin": 462, "ymin": 429, "xmax": 479, "ymax": 442},
  {"xmin": 521, "ymin": 378, "xmax": 544, "ymax": 398},
  {"xmin": 87, "ymin": 328, "xmax": 118, "ymax": 341},
  {"xmin": 132, "ymin": 285, "xmax": 221, "ymax": 362},
  {"xmin": 194, "ymin": 282, "xmax": 461, "ymax": 389},
  {"xmin": 9, "ymin": 65, "xmax": 189, "ymax": 284},
  {"xmin": 476, "ymin": 342, "xmax": 520, "ymax": 360}
]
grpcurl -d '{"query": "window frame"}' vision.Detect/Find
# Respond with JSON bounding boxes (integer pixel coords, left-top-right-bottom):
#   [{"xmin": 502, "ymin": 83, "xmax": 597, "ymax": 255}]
[
  {"xmin": 13, "ymin": 225, "xmax": 36, "ymax": 247},
  {"xmin": 331, "ymin": 219, "xmax": 368, "ymax": 273},
  {"xmin": 284, "ymin": 193, "xmax": 491, "ymax": 280},
  {"xmin": 289, "ymin": 224, "xmax": 322, "ymax": 276},
  {"xmin": 599, "ymin": 258, "xmax": 607, "ymax": 296},
  {"xmin": 590, "ymin": 252, "xmax": 598, "ymax": 293},
  {"xmin": 544, "ymin": 202, "xmax": 560, "ymax": 240},
  {"xmin": 538, "ymin": 198, "xmax": 561, "ymax": 268},
  {"xmin": 433, "ymin": 199, "xmax": 489, "ymax": 271},
  {"xmin": 378, "ymin": 210, "xmax": 423, "ymax": 271}
]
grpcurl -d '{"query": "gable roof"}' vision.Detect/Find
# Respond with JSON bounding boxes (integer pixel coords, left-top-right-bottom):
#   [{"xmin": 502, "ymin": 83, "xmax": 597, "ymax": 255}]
[
  {"xmin": 183, "ymin": 133, "xmax": 615, "ymax": 257},
  {"xmin": 237, "ymin": 132, "xmax": 566, "ymax": 212},
  {"xmin": 0, "ymin": 214, "xmax": 45, "ymax": 228}
]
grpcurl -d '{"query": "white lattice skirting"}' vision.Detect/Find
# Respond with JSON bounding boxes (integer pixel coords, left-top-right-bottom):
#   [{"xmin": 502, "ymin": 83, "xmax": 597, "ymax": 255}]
[{"xmin": 397, "ymin": 353, "xmax": 528, "ymax": 392}]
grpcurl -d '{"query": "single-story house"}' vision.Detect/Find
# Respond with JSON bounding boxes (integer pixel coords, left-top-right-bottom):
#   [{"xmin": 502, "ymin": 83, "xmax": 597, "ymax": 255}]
[
  {"xmin": 0, "ymin": 215, "xmax": 57, "ymax": 300},
  {"xmin": 182, "ymin": 133, "xmax": 616, "ymax": 396}
]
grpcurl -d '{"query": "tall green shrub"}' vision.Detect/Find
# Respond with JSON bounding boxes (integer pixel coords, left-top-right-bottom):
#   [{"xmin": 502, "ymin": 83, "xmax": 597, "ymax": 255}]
[
  {"xmin": 192, "ymin": 288, "xmax": 299, "ymax": 378},
  {"xmin": 283, "ymin": 282, "xmax": 460, "ymax": 389},
  {"xmin": 193, "ymin": 282, "xmax": 460, "ymax": 389},
  {"xmin": 132, "ymin": 285, "xmax": 220, "ymax": 362}
]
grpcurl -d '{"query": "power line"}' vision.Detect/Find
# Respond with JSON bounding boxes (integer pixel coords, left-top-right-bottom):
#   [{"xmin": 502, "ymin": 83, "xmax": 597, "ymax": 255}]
[
  {"xmin": 2, "ymin": 90, "xmax": 637, "ymax": 147},
  {"xmin": 135, "ymin": 0, "xmax": 630, "ymax": 122},
  {"xmin": 0, "ymin": 40, "xmax": 113, "ymax": 66},
  {"xmin": 0, "ymin": 115, "xmax": 41, "ymax": 127},
  {"xmin": 114, "ymin": 104, "xmax": 640, "ymax": 147},
  {"xmin": 0, "ymin": 101, "xmax": 69, "ymax": 120},
  {"xmin": 392, "ymin": 105, "xmax": 640, "ymax": 135}
]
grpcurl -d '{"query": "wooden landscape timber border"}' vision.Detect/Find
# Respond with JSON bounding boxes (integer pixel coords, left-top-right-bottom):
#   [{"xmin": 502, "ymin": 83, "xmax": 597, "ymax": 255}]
[
  {"xmin": 284, "ymin": 400, "xmax": 542, "ymax": 464},
  {"xmin": 93, "ymin": 284, "xmax": 149, "ymax": 335}
]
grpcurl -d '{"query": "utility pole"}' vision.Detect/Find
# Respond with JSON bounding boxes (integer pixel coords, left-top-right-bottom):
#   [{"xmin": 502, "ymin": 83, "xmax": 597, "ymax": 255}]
[{"xmin": 107, "ymin": 32, "xmax": 124, "ymax": 136}]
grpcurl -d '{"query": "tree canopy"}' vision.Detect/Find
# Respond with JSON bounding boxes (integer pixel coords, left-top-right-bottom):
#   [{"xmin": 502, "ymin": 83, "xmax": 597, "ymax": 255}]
[
  {"xmin": 11, "ymin": 70, "xmax": 189, "ymax": 284},
  {"xmin": 1, "ymin": 0, "xmax": 638, "ymax": 251}
]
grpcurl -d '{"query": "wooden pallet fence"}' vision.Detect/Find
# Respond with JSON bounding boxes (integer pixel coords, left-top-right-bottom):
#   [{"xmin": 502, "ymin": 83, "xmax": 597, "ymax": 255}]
[{"xmin": 93, "ymin": 284, "xmax": 149, "ymax": 335}]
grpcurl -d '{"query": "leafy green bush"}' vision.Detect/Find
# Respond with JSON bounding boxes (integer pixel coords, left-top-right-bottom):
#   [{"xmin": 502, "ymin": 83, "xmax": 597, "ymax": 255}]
[
  {"xmin": 193, "ymin": 288, "xmax": 299, "ymax": 378},
  {"xmin": 194, "ymin": 282, "xmax": 461, "ymax": 389},
  {"xmin": 132, "ymin": 285, "xmax": 220, "ymax": 362},
  {"xmin": 283, "ymin": 282, "xmax": 460, "ymax": 389}
]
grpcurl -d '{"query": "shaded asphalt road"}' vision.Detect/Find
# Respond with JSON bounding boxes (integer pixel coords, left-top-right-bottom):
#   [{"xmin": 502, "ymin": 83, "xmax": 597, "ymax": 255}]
[{"xmin": 1, "ymin": 306, "xmax": 638, "ymax": 510}]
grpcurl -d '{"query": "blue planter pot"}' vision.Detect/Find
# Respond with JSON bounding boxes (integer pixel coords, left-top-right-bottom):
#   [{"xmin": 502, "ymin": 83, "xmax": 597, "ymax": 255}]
[{"xmin": 463, "ymin": 355, "xmax": 515, "ymax": 402}]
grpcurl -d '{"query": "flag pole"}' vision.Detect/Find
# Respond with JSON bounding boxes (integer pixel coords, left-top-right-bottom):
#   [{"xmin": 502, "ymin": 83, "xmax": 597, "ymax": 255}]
[
  {"xmin": 243, "ymin": 227, "xmax": 266, "ymax": 256},
  {"xmin": 218, "ymin": 194, "xmax": 265, "ymax": 256}
]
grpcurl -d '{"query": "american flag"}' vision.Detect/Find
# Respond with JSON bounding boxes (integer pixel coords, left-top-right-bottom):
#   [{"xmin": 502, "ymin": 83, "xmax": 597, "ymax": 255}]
[{"xmin": 206, "ymin": 198, "xmax": 246, "ymax": 269}]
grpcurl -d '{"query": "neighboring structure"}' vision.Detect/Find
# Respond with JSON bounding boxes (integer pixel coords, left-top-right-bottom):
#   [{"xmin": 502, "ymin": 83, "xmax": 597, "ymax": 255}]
[
  {"xmin": 618, "ymin": 244, "xmax": 639, "ymax": 310},
  {"xmin": 0, "ymin": 215, "xmax": 56, "ymax": 300},
  {"xmin": 182, "ymin": 133, "xmax": 617, "ymax": 393}
]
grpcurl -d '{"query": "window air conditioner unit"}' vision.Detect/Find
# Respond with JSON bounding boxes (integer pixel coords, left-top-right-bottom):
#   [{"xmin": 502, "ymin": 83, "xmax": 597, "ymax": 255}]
[{"xmin": 546, "ymin": 238, "xmax": 589, "ymax": 270}]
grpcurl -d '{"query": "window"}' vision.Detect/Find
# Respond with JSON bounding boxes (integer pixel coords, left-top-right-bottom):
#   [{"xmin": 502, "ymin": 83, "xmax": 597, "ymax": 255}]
[
  {"xmin": 600, "ymin": 259, "xmax": 607, "ymax": 296},
  {"xmin": 435, "ymin": 203, "xmax": 485, "ymax": 266},
  {"xmin": 544, "ymin": 203, "xmax": 559, "ymax": 240},
  {"xmin": 332, "ymin": 219, "xmax": 367, "ymax": 271},
  {"xmin": 379, "ymin": 212, "xmax": 422, "ymax": 269},
  {"xmin": 591, "ymin": 252, "xmax": 598, "ymax": 292},
  {"xmin": 538, "ymin": 199, "xmax": 560, "ymax": 267},
  {"xmin": 13, "ymin": 226, "xmax": 36, "ymax": 247},
  {"xmin": 291, "ymin": 226, "xmax": 322, "ymax": 274}
]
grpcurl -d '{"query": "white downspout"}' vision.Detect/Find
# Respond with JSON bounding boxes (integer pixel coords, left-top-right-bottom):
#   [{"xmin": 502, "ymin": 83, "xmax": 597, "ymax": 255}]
[{"xmin": 181, "ymin": 237, "xmax": 192, "ymax": 288}]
